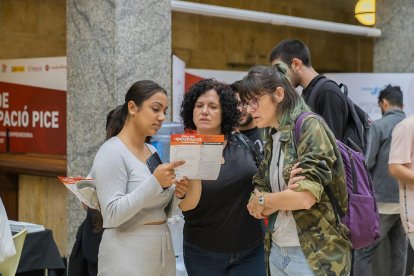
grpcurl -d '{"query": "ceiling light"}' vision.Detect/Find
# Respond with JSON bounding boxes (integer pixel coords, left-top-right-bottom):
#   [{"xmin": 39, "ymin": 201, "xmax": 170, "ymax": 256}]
[
  {"xmin": 355, "ymin": 0, "xmax": 376, "ymax": 26},
  {"xmin": 171, "ymin": 0, "xmax": 381, "ymax": 37}
]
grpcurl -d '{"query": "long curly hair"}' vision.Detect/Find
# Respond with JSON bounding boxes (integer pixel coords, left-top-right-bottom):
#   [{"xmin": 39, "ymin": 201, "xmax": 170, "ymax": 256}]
[{"xmin": 180, "ymin": 79, "xmax": 240, "ymax": 136}]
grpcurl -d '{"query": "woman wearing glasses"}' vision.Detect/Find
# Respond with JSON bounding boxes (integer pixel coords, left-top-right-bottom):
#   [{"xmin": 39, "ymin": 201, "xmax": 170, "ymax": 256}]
[
  {"xmin": 239, "ymin": 64, "xmax": 351, "ymax": 276},
  {"xmin": 177, "ymin": 79, "xmax": 265, "ymax": 276}
]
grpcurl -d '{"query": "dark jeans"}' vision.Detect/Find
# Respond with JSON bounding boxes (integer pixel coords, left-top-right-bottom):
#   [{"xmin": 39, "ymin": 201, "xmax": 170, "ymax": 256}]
[
  {"xmin": 353, "ymin": 214, "xmax": 408, "ymax": 276},
  {"xmin": 183, "ymin": 241, "xmax": 265, "ymax": 276}
]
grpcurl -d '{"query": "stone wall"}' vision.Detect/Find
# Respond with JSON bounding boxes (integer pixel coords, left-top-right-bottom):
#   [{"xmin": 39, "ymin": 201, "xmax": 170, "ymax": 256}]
[
  {"xmin": 172, "ymin": 0, "xmax": 374, "ymax": 72},
  {"xmin": 0, "ymin": 0, "xmax": 66, "ymax": 59},
  {"xmin": 374, "ymin": 0, "xmax": 414, "ymax": 72}
]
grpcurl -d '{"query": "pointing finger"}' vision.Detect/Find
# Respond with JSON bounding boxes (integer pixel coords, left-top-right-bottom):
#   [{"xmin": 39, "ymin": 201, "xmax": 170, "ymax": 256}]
[{"xmin": 168, "ymin": 160, "xmax": 185, "ymax": 169}]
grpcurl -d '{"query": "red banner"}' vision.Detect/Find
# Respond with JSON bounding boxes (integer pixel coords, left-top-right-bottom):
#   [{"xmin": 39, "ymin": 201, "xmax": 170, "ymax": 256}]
[{"xmin": 0, "ymin": 82, "xmax": 66, "ymax": 154}]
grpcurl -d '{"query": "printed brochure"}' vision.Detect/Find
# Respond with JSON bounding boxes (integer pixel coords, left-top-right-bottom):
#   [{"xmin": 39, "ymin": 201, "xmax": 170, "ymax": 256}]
[
  {"xmin": 169, "ymin": 133, "xmax": 224, "ymax": 180},
  {"xmin": 57, "ymin": 176, "xmax": 100, "ymax": 211}
]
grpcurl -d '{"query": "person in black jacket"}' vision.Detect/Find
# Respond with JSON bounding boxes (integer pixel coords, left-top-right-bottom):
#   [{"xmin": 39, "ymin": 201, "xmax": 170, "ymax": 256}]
[{"xmin": 269, "ymin": 39, "xmax": 349, "ymax": 141}]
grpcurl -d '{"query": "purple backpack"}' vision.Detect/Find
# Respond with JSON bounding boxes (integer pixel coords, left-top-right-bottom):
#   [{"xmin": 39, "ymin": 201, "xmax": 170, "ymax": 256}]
[{"xmin": 294, "ymin": 112, "xmax": 380, "ymax": 249}]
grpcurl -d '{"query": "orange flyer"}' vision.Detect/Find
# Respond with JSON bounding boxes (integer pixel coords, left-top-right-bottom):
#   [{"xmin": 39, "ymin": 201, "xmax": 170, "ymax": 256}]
[{"xmin": 170, "ymin": 134, "xmax": 224, "ymax": 180}]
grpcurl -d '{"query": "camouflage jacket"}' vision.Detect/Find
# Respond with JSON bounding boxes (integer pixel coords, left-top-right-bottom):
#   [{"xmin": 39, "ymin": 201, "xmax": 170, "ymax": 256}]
[{"xmin": 254, "ymin": 107, "xmax": 351, "ymax": 276}]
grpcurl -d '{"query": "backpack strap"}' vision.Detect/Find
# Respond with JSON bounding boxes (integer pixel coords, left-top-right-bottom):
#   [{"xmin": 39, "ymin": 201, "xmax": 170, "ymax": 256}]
[
  {"xmin": 325, "ymin": 186, "xmax": 344, "ymax": 223},
  {"xmin": 293, "ymin": 112, "xmax": 314, "ymax": 145},
  {"xmin": 293, "ymin": 112, "xmax": 345, "ymax": 223},
  {"xmin": 339, "ymin": 83, "xmax": 348, "ymax": 96},
  {"xmin": 306, "ymin": 77, "xmax": 330, "ymax": 110},
  {"xmin": 307, "ymin": 76, "xmax": 347, "ymax": 109},
  {"xmin": 234, "ymin": 133, "xmax": 262, "ymax": 167}
]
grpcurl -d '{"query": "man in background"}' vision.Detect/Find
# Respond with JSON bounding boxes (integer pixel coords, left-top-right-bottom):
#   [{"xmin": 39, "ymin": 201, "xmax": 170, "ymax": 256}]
[
  {"xmin": 389, "ymin": 111, "xmax": 414, "ymax": 276},
  {"xmin": 230, "ymin": 80, "xmax": 263, "ymax": 154},
  {"xmin": 269, "ymin": 39, "xmax": 348, "ymax": 141},
  {"xmin": 354, "ymin": 85, "xmax": 407, "ymax": 276}
]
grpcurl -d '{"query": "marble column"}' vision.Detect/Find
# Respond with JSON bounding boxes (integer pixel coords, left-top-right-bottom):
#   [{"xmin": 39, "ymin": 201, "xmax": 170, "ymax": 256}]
[
  {"xmin": 66, "ymin": 0, "xmax": 171, "ymax": 253},
  {"xmin": 374, "ymin": 0, "xmax": 414, "ymax": 72}
]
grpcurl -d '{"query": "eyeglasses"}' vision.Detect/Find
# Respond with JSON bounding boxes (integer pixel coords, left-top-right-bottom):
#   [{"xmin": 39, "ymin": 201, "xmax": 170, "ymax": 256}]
[{"xmin": 245, "ymin": 92, "xmax": 269, "ymax": 110}]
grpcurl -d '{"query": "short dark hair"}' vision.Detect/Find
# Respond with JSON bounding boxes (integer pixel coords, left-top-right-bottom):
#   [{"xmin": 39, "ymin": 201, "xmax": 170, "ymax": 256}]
[
  {"xmin": 269, "ymin": 39, "xmax": 312, "ymax": 67},
  {"xmin": 378, "ymin": 85, "xmax": 403, "ymax": 107},
  {"xmin": 180, "ymin": 79, "xmax": 239, "ymax": 136}
]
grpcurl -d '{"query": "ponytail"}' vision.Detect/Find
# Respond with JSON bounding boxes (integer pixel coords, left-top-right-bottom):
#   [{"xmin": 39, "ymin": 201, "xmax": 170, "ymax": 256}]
[
  {"xmin": 106, "ymin": 104, "xmax": 125, "ymax": 139},
  {"xmin": 105, "ymin": 80, "xmax": 167, "ymax": 139}
]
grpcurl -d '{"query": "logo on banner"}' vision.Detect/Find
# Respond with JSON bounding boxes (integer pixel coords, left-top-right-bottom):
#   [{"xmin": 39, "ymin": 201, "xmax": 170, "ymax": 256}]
[
  {"xmin": 361, "ymin": 86, "xmax": 383, "ymax": 96},
  {"xmin": 45, "ymin": 64, "xmax": 66, "ymax": 71},
  {"xmin": 28, "ymin": 66, "xmax": 42, "ymax": 72},
  {"xmin": 11, "ymin": 66, "xmax": 25, "ymax": 73},
  {"xmin": 1, "ymin": 64, "xmax": 7, "ymax": 73}
]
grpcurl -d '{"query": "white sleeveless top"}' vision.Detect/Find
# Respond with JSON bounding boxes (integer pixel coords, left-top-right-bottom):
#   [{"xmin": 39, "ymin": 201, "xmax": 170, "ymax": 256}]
[{"xmin": 270, "ymin": 132, "xmax": 300, "ymax": 247}]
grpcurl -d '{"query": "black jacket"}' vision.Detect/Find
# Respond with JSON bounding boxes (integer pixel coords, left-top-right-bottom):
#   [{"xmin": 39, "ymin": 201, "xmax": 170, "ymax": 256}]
[
  {"xmin": 68, "ymin": 210, "xmax": 102, "ymax": 276},
  {"xmin": 302, "ymin": 75, "xmax": 349, "ymax": 141}
]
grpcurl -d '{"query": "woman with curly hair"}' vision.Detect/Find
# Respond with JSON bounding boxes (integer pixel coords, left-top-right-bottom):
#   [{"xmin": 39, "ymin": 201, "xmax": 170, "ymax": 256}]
[{"xmin": 177, "ymin": 79, "xmax": 265, "ymax": 276}]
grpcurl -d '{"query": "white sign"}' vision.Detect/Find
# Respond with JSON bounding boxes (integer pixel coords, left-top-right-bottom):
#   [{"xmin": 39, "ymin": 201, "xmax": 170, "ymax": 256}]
[
  {"xmin": 0, "ymin": 57, "xmax": 66, "ymax": 90},
  {"xmin": 326, "ymin": 73, "xmax": 414, "ymax": 120},
  {"xmin": 185, "ymin": 69, "xmax": 414, "ymax": 121}
]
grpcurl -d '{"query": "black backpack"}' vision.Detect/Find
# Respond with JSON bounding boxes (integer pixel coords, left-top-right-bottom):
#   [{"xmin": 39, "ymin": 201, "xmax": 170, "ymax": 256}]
[{"xmin": 307, "ymin": 78, "xmax": 372, "ymax": 155}]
